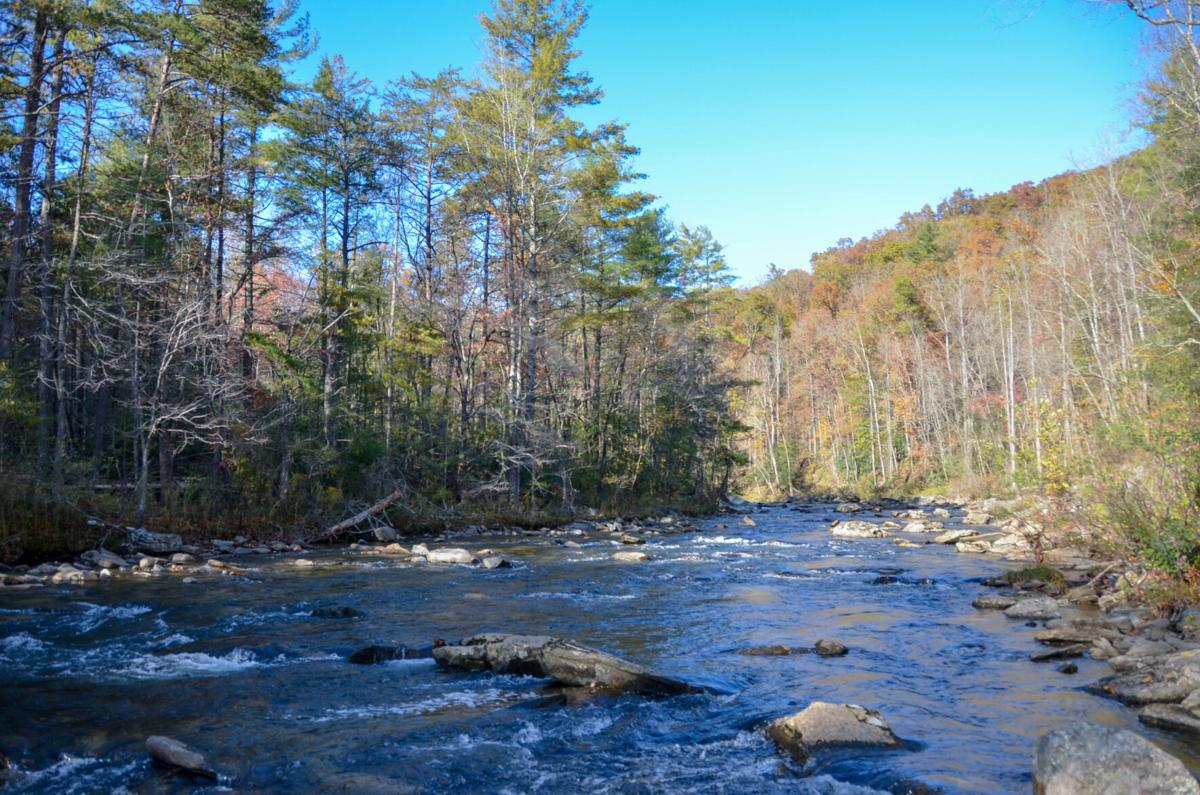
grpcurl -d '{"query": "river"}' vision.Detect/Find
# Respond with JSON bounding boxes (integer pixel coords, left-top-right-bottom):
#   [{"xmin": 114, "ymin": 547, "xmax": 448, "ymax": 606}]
[{"xmin": 0, "ymin": 501, "xmax": 1190, "ymax": 793}]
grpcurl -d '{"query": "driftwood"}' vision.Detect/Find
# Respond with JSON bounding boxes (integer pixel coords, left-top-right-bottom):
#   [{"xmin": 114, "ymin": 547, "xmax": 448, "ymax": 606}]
[{"xmin": 315, "ymin": 484, "xmax": 408, "ymax": 541}]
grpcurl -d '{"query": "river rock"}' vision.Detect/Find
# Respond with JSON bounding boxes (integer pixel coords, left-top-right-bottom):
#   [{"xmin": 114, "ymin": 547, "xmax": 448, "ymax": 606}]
[
  {"xmin": 1031, "ymin": 643, "xmax": 1089, "ymax": 662},
  {"xmin": 1139, "ymin": 703, "xmax": 1200, "ymax": 735},
  {"xmin": 1034, "ymin": 618, "xmax": 1118, "ymax": 645},
  {"xmin": 830, "ymin": 520, "xmax": 887, "ymax": 539},
  {"xmin": 1004, "ymin": 596, "xmax": 1061, "ymax": 620},
  {"xmin": 293, "ymin": 558, "xmax": 316, "ymax": 568},
  {"xmin": 481, "ymin": 556, "xmax": 510, "ymax": 569},
  {"xmin": 973, "ymin": 594, "xmax": 1018, "ymax": 610},
  {"xmin": 934, "ymin": 529, "xmax": 977, "ymax": 545},
  {"xmin": 348, "ymin": 645, "xmax": 406, "ymax": 664},
  {"xmin": 169, "ymin": 553, "xmax": 196, "ymax": 564},
  {"xmin": 1093, "ymin": 650, "xmax": 1200, "ymax": 704},
  {"xmin": 127, "ymin": 527, "xmax": 184, "ymax": 554},
  {"xmin": 312, "ymin": 606, "xmax": 363, "ymax": 619},
  {"xmin": 619, "ymin": 533, "xmax": 645, "ymax": 545},
  {"xmin": 964, "ymin": 511, "xmax": 992, "ymax": 525},
  {"xmin": 373, "ymin": 526, "xmax": 398, "ymax": 542},
  {"xmin": 1033, "ymin": 723, "xmax": 1198, "ymax": 794},
  {"xmin": 737, "ymin": 644, "xmax": 796, "ymax": 656},
  {"xmin": 742, "ymin": 515, "xmax": 757, "ymax": 526},
  {"xmin": 50, "ymin": 564, "xmax": 85, "ymax": 584},
  {"xmin": 206, "ymin": 558, "xmax": 241, "ymax": 572},
  {"xmin": 145, "ymin": 735, "xmax": 217, "ymax": 780},
  {"xmin": 322, "ymin": 773, "xmax": 418, "ymax": 794},
  {"xmin": 613, "ymin": 550, "xmax": 649, "ymax": 562},
  {"xmin": 426, "ymin": 548, "xmax": 476, "ymax": 565},
  {"xmin": 81, "ymin": 548, "xmax": 128, "ymax": 569},
  {"xmin": 835, "ymin": 502, "xmax": 864, "ymax": 513},
  {"xmin": 433, "ymin": 633, "xmax": 696, "ymax": 695},
  {"xmin": 411, "ymin": 543, "xmax": 430, "ymax": 556},
  {"xmin": 766, "ymin": 702, "xmax": 901, "ymax": 764},
  {"xmin": 932, "ymin": 507, "xmax": 952, "ymax": 519},
  {"xmin": 814, "ymin": 639, "xmax": 849, "ymax": 657}
]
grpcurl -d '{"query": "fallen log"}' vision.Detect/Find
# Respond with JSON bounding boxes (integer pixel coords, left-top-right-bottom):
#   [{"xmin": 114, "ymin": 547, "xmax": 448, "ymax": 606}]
[{"xmin": 314, "ymin": 484, "xmax": 407, "ymax": 542}]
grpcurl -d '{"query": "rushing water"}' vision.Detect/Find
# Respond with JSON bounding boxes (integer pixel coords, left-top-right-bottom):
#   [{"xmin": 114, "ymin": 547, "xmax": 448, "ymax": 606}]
[{"xmin": 0, "ymin": 502, "xmax": 1192, "ymax": 794}]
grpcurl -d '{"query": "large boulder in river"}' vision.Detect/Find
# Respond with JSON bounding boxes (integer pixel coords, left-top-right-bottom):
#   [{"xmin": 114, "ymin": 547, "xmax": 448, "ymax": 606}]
[
  {"xmin": 1033, "ymin": 723, "xmax": 1198, "ymax": 794},
  {"xmin": 1092, "ymin": 649, "xmax": 1200, "ymax": 705},
  {"xmin": 829, "ymin": 520, "xmax": 887, "ymax": 539},
  {"xmin": 766, "ymin": 702, "xmax": 901, "ymax": 763},
  {"xmin": 433, "ymin": 633, "xmax": 696, "ymax": 695},
  {"xmin": 127, "ymin": 527, "xmax": 184, "ymax": 554},
  {"xmin": 146, "ymin": 735, "xmax": 216, "ymax": 780},
  {"xmin": 425, "ymin": 547, "xmax": 476, "ymax": 565}
]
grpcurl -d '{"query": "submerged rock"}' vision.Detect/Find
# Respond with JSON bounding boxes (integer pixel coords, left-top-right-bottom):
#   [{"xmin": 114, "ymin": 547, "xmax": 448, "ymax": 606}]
[
  {"xmin": 1031, "ymin": 643, "xmax": 1089, "ymax": 662},
  {"xmin": 433, "ymin": 633, "xmax": 696, "ymax": 695},
  {"xmin": 613, "ymin": 550, "xmax": 650, "ymax": 562},
  {"xmin": 481, "ymin": 556, "xmax": 510, "ymax": 569},
  {"xmin": 737, "ymin": 644, "xmax": 796, "ymax": 656},
  {"xmin": 145, "ymin": 735, "xmax": 217, "ymax": 780},
  {"xmin": 1033, "ymin": 723, "xmax": 1198, "ymax": 794},
  {"xmin": 348, "ymin": 645, "xmax": 410, "ymax": 664},
  {"xmin": 766, "ymin": 702, "xmax": 901, "ymax": 764},
  {"xmin": 312, "ymin": 606, "xmax": 363, "ymax": 619},
  {"xmin": 814, "ymin": 639, "xmax": 849, "ymax": 657},
  {"xmin": 972, "ymin": 594, "xmax": 1018, "ymax": 610}
]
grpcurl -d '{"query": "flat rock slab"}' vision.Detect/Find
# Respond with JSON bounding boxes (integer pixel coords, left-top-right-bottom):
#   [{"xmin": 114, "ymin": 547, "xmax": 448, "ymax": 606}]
[
  {"xmin": 145, "ymin": 736, "xmax": 216, "ymax": 780},
  {"xmin": 1034, "ymin": 722, "xmax": 1199, "ymax": 794},
  {"xmin": 1031, "ymin": 643, "xmax": 1089, "ymax": 662},
  {"xmin": 1004, "ymin": 596, "xmax": 1061, "ymax": 620},
  {"xmin": 1094, "ymin": 650, "xmax": 1200, "ymax": 705},
  {"xmin": 973, "ymin": 594, "xmax": 1018, "ymax": 610},
  {"xmin": 1139, "ymin": 703, "xmax": 1200, "ymax": 735},
  {"xmin": 433, "ymin": 633, "xmax": 696, "ymax": 695},
  {"xmin": 829, "ymin": 521, "xmax": 888, "ymax": 539},
  {"xmin": 766, "ymin": 702, "xmax": 901, "ymax": 764}
]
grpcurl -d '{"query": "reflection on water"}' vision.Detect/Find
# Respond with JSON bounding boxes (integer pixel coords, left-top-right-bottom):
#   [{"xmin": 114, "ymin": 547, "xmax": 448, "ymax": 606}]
[{"xmin": 0, "ymin": 503, "xmax": 1191, "ymax": 793}]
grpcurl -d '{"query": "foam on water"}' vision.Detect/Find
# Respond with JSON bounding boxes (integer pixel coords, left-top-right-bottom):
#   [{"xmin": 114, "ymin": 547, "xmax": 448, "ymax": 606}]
[{"xmin": 298, "ymin": 688, "xmax": 531, "ymax": 723}]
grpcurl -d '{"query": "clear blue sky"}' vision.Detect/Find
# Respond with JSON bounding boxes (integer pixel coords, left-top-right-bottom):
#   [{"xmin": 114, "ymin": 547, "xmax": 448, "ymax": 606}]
[{"xmin": 293, "ymin": 0, "xmax": 1150, "ymax": 283}]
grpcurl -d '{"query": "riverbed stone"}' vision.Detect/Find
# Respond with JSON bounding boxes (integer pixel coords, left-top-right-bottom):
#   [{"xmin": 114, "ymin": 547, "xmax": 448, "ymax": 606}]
[
  {"xmin": 1004, "ymin": 596, "xmax": 1061, "ymax": 620},
  {"xmin": 1031, "ymin": 643, "xmax": 1089, "ymax": 662},
  {"xmin": 433, "ymin": 633, "xmax": 696, "ymax": 695},
  {"xmin": 313, "ymin": 606, "xmax": 363, "ymax": 619},
  {"xmin": 373, "ymin": 526, "xmax": 398, "ymax": 542},
  {"xmin": 934, "ymin": 529, "xmax": 977, "ymax": 545},
  {"xmin": 835, "ymin": 502, "xmax": 864, "ymax": 513},
  {"xmin": 613, "ymin": 550, "xmax": 650, "ymax": 562},
  {"xmin": 972, "ymin": 594, "xmax": 1018, "ymax": 610},
  {"xmin": 814, "ymin": 639, "xmax": 849, "ymax": 657},
  {"xmin": 1093, "ymin": 650, "xmax": 1200, "ymax": 704},
  {"xmin": 348, "ymin": 645, "xmax": 407, "ymax": 664},
  {"xmin": 737, "ymin": 645, "xmax": 796, "ymax": 656},
  {"xmin": 481, "ymin": 556, "xmax": 510, "ymax": 569},
  {"xmin": 618, "ymin": 533, "xmax": 645, "ymax": 545},
  {"xmin": 426, "ymin": 548, "xmax": 477, "ymax": 565},
  {"xmin": 1033, "ymin": 722, "xmax": 1198, "ymax": 794},
  {"xmin": 293, "ymin": 558, "xmax": 316, "ymax": 568},
  {"xmin": 964, "ymin": 511, "xmax": 992, "ymax": 525},
  {"xmin": 81, "ymin": 548, "xmax": 128, "ymax": 569},
  {"xmin": 766, "ymin": 702, "xmax": 901, "ymax": 764},
  {"xmin": 145, "ymin": 735, "xmax": 216, "ymax": 780},
  {"xmin": 1034, "ymin": 618, "xmax": 1118, "ymax": 645},
  {"xmin": 127, "ymin": 527, "xmax": 184, "ymax": 554},
  {"xmin": 169, "ymin": 553, "xmax": 196, "ymax": 564},
  {"xmin": 1139, "ymin": 703, "xmax": 1200, "ymax": 735},
  {"xmin": 830, "ymin": 520, "xmax": 887, "ymax": 539}
]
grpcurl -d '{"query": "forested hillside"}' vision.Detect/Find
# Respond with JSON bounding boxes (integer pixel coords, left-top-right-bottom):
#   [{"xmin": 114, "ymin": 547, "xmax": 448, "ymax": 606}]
[
  {"xmin": 0, "ymin": 0, "xmax": 742, "ymax": 557},
  {"xmin": 723, "ymin": 6, "xmax": 1200, "ymax": 587}
]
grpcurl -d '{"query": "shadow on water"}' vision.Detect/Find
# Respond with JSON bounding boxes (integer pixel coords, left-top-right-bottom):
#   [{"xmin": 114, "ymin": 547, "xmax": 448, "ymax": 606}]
[{"xmin": 1, "ymin": 503, "xmax": 1196, "ymax": 793}]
